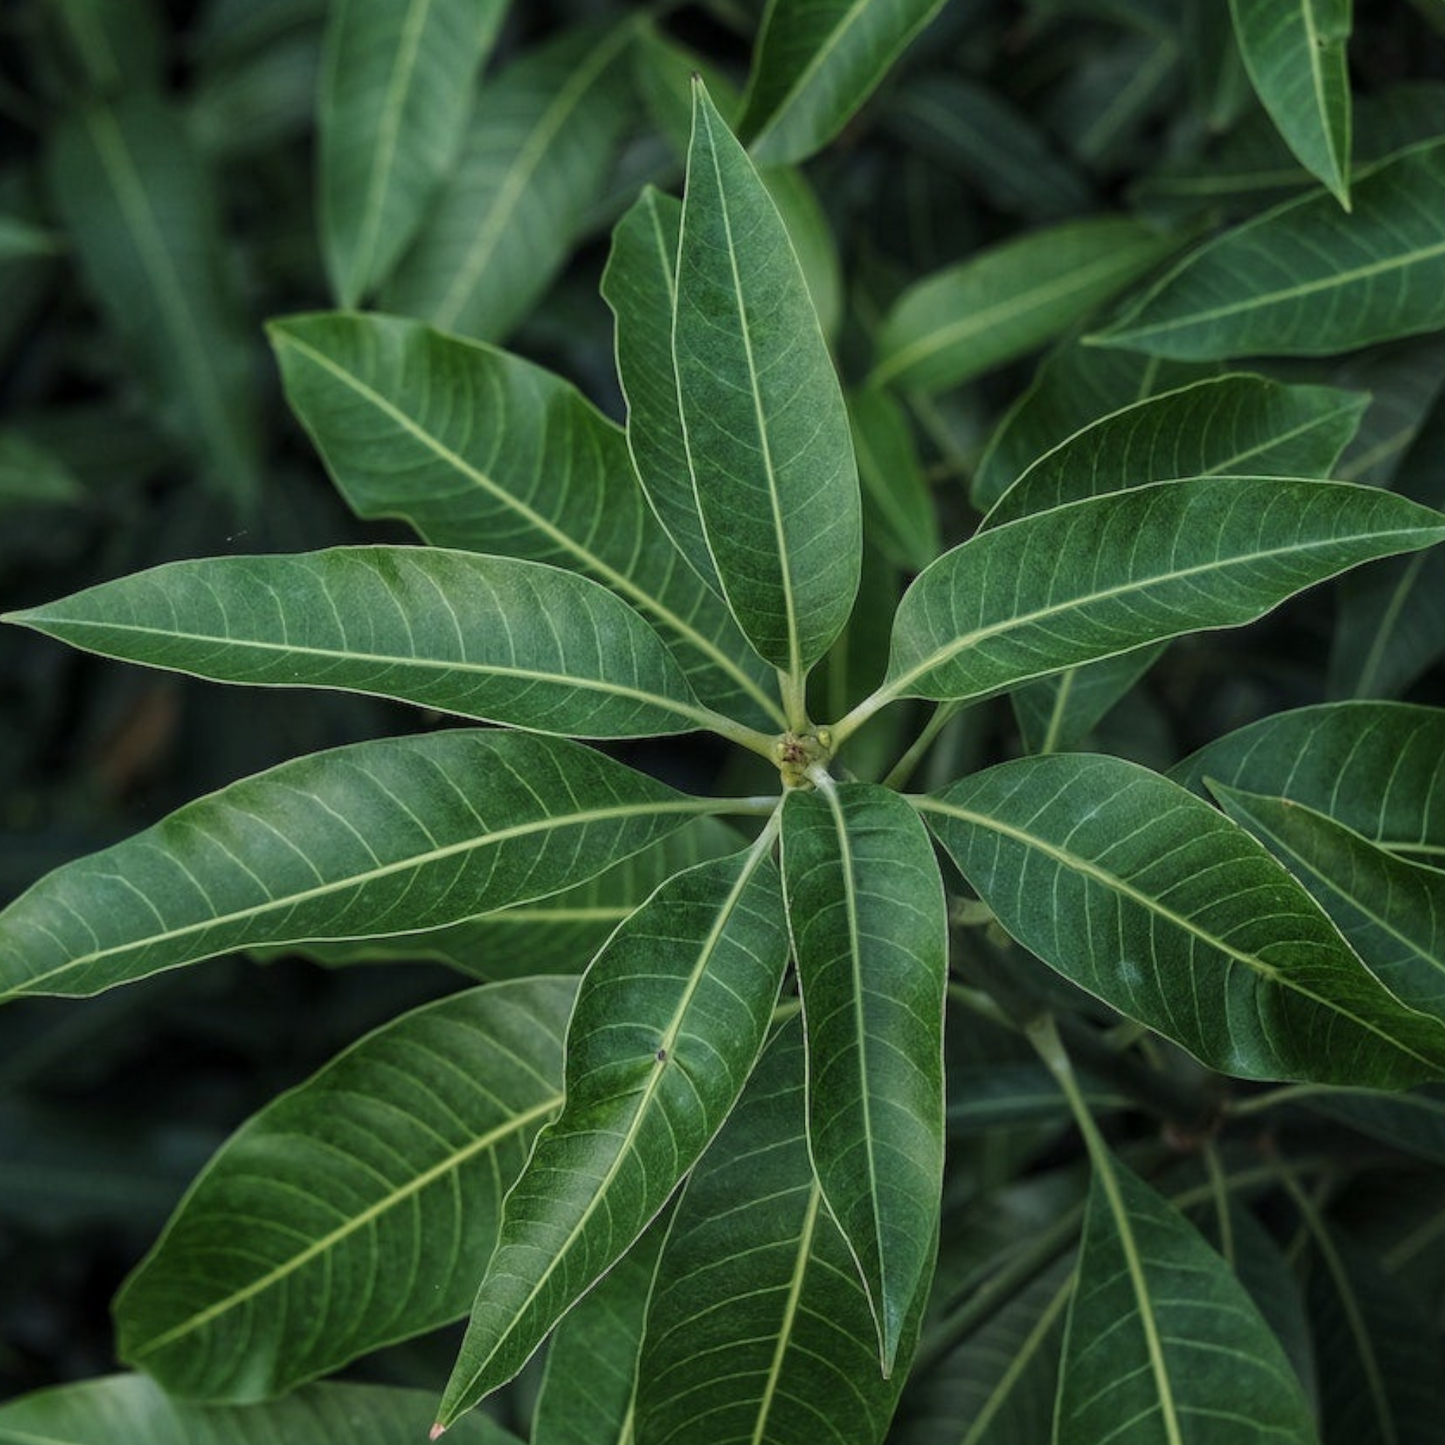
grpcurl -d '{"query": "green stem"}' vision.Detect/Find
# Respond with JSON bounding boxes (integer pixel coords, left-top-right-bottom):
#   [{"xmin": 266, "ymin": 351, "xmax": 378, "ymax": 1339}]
[
  {"xmin": 1226, "ymin": 1082, "xmax": 1336, "ymax": 1118},
  {"xmin": 828, "ymin": 679, "xmax": 905, "ymax": 750},
  {"xmin": 698, "ymin": 706, "xmax": 787, "ymax": 761},
  {"xmin": 882, "ymin": 700, "xmax": 963, "ymax": 790},
  {"xmin": 779, "ymin": 668, "xmax": 809, "ymax": 733}
]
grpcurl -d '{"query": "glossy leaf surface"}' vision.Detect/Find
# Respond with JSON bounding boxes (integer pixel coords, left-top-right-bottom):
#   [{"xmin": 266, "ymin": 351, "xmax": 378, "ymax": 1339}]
[
  {"xmin": 922, "ymin": 755, "xmax": 1445, "ymax": 1086},
  {"xmin": 674, "ymin": 83, "xmax": 861, "ymax": 676},
  {"xmin": 780, "ymin": 782, "xmax": 947, "ymax": 1370},
  {"xmin": 318, "ymin": 0, "xmax": 504, "ymax": 306},
  {"xmin": 0, "ymin": 731, "xmax": 706, "ymax": 1001},
  {"xmin": 7, "ymin": 547, "xmax": 712, "ymax": 740},
  {"xmin": 115, "ymin": 979, "xmax": 574, "ymax": 1399},
  {"xmin": 436, "ymin": 842, "xmax": 791, "ymax": 1428}
]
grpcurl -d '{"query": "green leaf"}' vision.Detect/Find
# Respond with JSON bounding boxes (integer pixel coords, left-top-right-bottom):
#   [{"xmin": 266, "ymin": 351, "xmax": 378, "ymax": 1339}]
[
  {"xmin": 114, "ymin": 978, "xmax": 573, "ymax": 1400},
  {"xmin": 872, "ymin": 219, "xmax": 1178, "ymax": 394},
  {"xmin": 0, "ymin": 730, "xmax": 713, "ymax": 1001},
  {"xmin": 435, "ymin": 838, "xmax": 791, "ymax": 1429},
  {"xmin": 1011, "ymin": 645, "xmax": 1164, "ymax": 756},
  {"xmin": 850, "ymin": 387, "xmax": 939, "ymax": 573},
  {"xmin": 1095, "ymin": 139, "xmax": 1445, "ymax": 359},
  {"xmin": 1169, "ymin": 703, "xmax": 1445, "ymax": 868},
  {"xmin": 984, "ymin": 374, "xmax": 1366, "ymax": 528},
  {"xmin": 1229, "ymin": 0, "xmax": 1352, "ymax": 205},
  {"xmin": 879, "ymin": 477, "xmax": 1445, "ymax": 708},
  {"xmin": 45, "ymin": 93, "xmax": 260, "ymax": 510},
  {"xmin": 1306, "ymin": 1086, "xmax": 1445, "ymax": 1167},
  {"xmin": 1057, "ymin": 1146, "xmax": 1318, "ymax": 1445},
  {"xmin": 0, "ymin": 1376, "xmax": 520, "ymax": 1445},
  {"xmin": 635, "ymin": 1018, "xmax": 922, "ymax": 1445},
  {"xmin": 269, "ymin": 312, "xmax": 782, "ymax": 729},
  {"xmin": 0, "ymin": 430, "xmax": 85, "ymax": 511},
  {"xmin": 384, "ymin": 24, "xmax": 634, "ymax": 342},
  {"xmin": 318, "ymin": 0, "xmax": 505, "ymax": 306},
  {"xmin": 0, "ymin": 213, "xmax": 62, "ymax": 261},
  {"xmin": 6, "ymin": 547, "xmax": 717, "ymax": 741},
  {"xmin": 1211, "ymin": 784, "xmax": 1445, "ymax": 1016},
  {"xmin": 739, "ymin": 0, "xmax": 950, "ymax": 166},
  {"xmin": 780, "ymin": 782, "xmax": 946, "ymax": 1370},
  {"xmin": 921, "ymin": 755, "xmax": 1445, "ymax": 1086},
  {"xmin": 674, "ymin": 81, "xmax": 861, "ymax": 678},
  {"xmin": 762, "ymin": 163, "xmax": 844, "ymax": 342}
]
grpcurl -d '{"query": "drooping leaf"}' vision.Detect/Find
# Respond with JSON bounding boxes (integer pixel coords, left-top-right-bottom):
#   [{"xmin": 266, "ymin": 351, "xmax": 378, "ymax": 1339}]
[
  {"xmin": 1229, "ymin": 0, "xmax": 1352, "ymax": 205},
  {"xmin": 984, "ymin": 374, "xmax": 1366, "ymax": 528},
  {"xmin": 921, "ymin": 755, "xmax": 1445, "ymax": 1086},
  {"xmin": 872, "ymin": 219, "xmax": 1177, "ymax": 394},
  {"xmin": 674, "ymin": 82, "xmax": 861, "ymax": 677},
  {"xmin": 635, "ymin": 1019, "xmax": 924, "ymax": 1445},
  {"xmin": 1169, "ymin": 702, "xmax": 1445, "ymax": 868},
  {"xmin": 0, "ymin": 1376, "xmax": 519, "ymax": 1445},
  {"xmin": 268, "ymin": 312, "xmax": 782, "ymax": 728},
  {"xmin": 0, "ymin": 730, "xmax": 715, "ymax": 1001},
  {"xmin": 780, "ymin": 782, "xmax": 947, "ymax": 1370},
  {"xmin": 738, "ymin": 0, "xmax": 950, "ymax": 166},
  {"xmin": 879, "ymin": 477, "xmax": 1445, "ymax": 708},
  {"xmin": 6, "ymin": 547, "xmax": 715, "ymax": 741},
  {"xmin": 850, "ymin": 387, "xmax": 939, "ymax": 573},
  {"xmin": 1211, "ymin": 784, "xmax": 1445, "ymax": 1016},
  {"xmin": 318, "ymin": 0, "xmax": 505, "ymax": 306},
  {"xmin": 114, "ymin": 978, "xmax": 574, "ymax": 1400},
  {"xmin": 1096, "ymin": 139, "xmax": 1445, "ymax": 359},
  {"xmin": 1057, "ymin": 1145, "xmax": 1317, "ymax": 1445},
  {"xmin": 435, "ymin": 839, "xmax": 791, "ymax": 1429},
  {"xmin": 384, "ymin": 23, "xmax": 635, "ymax": 343},
  {"xmin": 45, "ymin": 92, "xmax": 260, "ymax": 510}
]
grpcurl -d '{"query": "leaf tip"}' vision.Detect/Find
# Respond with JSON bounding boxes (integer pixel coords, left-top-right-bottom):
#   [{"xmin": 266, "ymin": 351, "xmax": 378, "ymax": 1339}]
[{"xmin": 429, "ymin": 1423, "xmax": 446, "ymax": 1440}]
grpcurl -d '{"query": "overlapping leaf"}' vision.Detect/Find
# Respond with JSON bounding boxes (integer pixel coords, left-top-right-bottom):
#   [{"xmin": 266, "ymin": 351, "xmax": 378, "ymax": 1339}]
[
  {"xmin": 114, "ymin": 979, "xmax": 574, "ymax": 1399},
  {"xmin": 6, "ymin": 547, "xmax": 715, "ymax": 740},
  {"xmin": 269, "ymin": 312, "xmax": 781, "ymax": 727},
  {"xmin": 635, "ymin": 1020, "xmax": 922, "ymax": 1445},
  {"xmin": 850, "ymin": 387, "xmax": 939, "ymax": 572},
  {"xmin": 879, "ymin": 477, "xmax": 1445, "ymax": 708},
  {"xmin": 435, "ymin": 840, "xmax": 791, "ymax": 1430},
  {"xmin": 780, "ymin": 782, "xmax": 947, "ymax": 1370},
  {"xmin": 1096, "ymin": 139, "xmax": 1445, "ymax": 358},
  {"xmin": 674, "ymin": 82, "xmax": 861, "ymax": 677},
  {"xmin": 921, "ymin": 755, "xmax": 1445, "ymax": 1086},
  {"xmin": 318, "ymin": 0, "xmax": 504, "ymax": 306},
  {"xmin": 739, "ymin": 0, "xmax": 951, "ymax": 166},
  {"xmin": 0, "ymin": 730, "xmax": 712, "ymax": 1001}
]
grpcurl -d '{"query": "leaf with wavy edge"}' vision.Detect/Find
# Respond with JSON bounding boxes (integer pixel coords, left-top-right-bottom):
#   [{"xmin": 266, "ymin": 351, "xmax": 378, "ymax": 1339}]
[
  {"xmin": 435, "ymin": 836, "xmax": 791, "ymax": 1430},
  {"xmin": 780, "ymin": 781, "xmax": 946, "ymax": 1371},
  {"xmin": 269, "ymin": 312, "xmax": 782, "ymax": 728},
  {"xmin": 920, "ymin": 754, "xmax": 1445, "ymax": 1086},
  {"xmin": 0, "ymin": 730, "xmax": 718, "ymax": 1002},
  {"xmin": 6, "ymin": 547, "xmax": 719, "ymax": 741},
  {"xmin": 318, "ymin": 0, "xmax": 504, "ymax": 306},
  {"xmin": 114, "ymin": 979, "xmax": 573, "ymax": 1399}
]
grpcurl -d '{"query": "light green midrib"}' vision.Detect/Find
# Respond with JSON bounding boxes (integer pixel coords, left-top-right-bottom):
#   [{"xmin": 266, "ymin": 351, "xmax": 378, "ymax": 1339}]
[
  {"xmin": 126, "ymin": 1093, "xmax": 561, "ymax": 1361},
  {"xmin": 917, "ymin": 796, "xmax": 1444, "ymax": 1071},
  {"xmin": 272, "ymin": 330, "xmax": 782, "ymax": 724},
  {"xmin": 7, "ymin": 798, "xmax": 718, "ymax": 998}
]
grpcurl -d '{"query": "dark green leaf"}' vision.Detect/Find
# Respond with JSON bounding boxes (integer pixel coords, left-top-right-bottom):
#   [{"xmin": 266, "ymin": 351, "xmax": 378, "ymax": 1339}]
[
  {"xmin": 850, "ymin": 388, "xmax": 939, "ymax": 573},
  {"xmin": 1306, "ymin": 1086, "xmax": 1445, "ymax": 1166}
]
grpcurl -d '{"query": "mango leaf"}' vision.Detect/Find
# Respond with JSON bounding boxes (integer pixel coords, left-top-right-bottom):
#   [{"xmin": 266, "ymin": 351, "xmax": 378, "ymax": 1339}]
[
  {"xmin": 1010, "ymin": 645, "xmax": 1163, "ymax": 756},
  {"xmin": 1229, "ymin": 0, "xmax": 1352, "ymax": 205},
  {"xmin": 1212, "ymin": 784, "xmax": 1445, "ymax": 1016},
  {"xmin": 435, "ymin": 839, "xmax": 791, "ymax": 1429},
  {"xmin": 1306, "ymin": 1087, "xmax": 1445, "ymax": 1166},
  {"xmin": 0, "ymin": 730, "xmax": 714, "ymax": 1002},
  {"xmin": 0, "ymin": 1376, "xmax": 519, "ymax": 1445},
  {"xmin": 114, "ymin": 978, "xmax": 573, "ymax": 1400},
  {"xmin": 0, "ymin": 430, "xmax": 85, "ymax": 510},
  {"xmin": 984, "ymin": 374, "xmax": 1366, "ymax": 528},
  {"xmin": 762, "ymin": 162, "xmax": 844, "ymax": 341},
  {"xmin": 1096, "ymin": 139, "xmax": 1445, "ymax": 359},
  {"xmin": 878, "ymin": 477, "xmax": 1445, "ymax": 709},
  {"xmin": 384, "ymin": 24, "xmax": 634, "ymax": 343},
  {"xmin": 45, "ymin": 92, "xmax": 259, "ymax": 511},
  {"xmin": 674, "ymin": 82, "xmax": 861, "ymax": 678},
  {"xmin": 635, "ymin": 1018, "xmax": 923, "ymax": 1445},
  {"xmin": 780, "ymin": 782, "xmax": 947, "ymax": 1370},
  {"xmin": 872, "ymin": 219, "xmax": 1177, "ymax": 394},
  {"xmin": 1057, "ymin": 1145, "xmax": 1318, "ymax": 1445},
  {"xmin": 6, "ymin": 547, "xmax": 717, "ymax": 741},
  {"xmin": 1169, "ymin": 703, "xmax": 1445, "ymax": 868},
  {"xmin": 268, "ymin": 312, "xmax": 782, "ymax": 729},
  {"xmin": 850, "ymin": 387, "xmax": 939, "ymax": 573},
  {"xmin": 532, "ymin": 1210, "xmax": 671, "ymax": 1445},
  {"xmin": 738, "ymin": 0, "xmax": 949, "ymax": 165},
  {"xmin": 921, "ymin": 755, "xmax": 1445, "ymax": 1086},
  {"xmin": 318, "ymin": 0, "xmax": 505, "ymax": 306}
]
